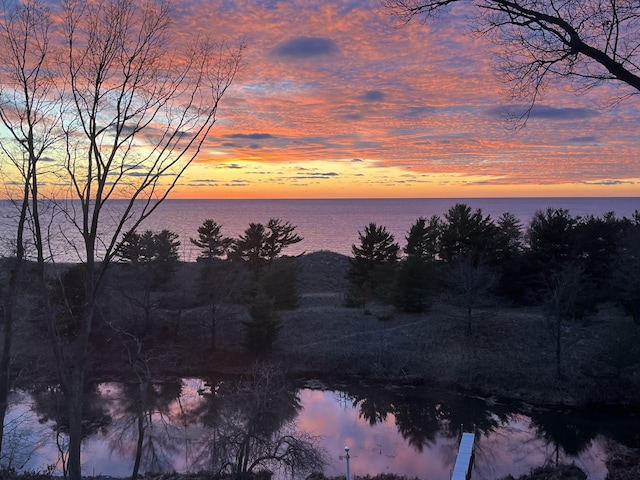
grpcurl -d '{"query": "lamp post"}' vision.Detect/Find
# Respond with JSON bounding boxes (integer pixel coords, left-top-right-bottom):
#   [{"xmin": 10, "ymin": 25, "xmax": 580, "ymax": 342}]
[{"xmin": 344, "ymin": 445, "xmax": 351, "ymax": 480}]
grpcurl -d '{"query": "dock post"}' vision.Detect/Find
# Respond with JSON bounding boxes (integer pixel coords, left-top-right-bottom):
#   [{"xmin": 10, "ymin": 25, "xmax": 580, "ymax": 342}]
[{"xmin": 345, "ymin": 445, "xmax": 351, "ymax": 480}]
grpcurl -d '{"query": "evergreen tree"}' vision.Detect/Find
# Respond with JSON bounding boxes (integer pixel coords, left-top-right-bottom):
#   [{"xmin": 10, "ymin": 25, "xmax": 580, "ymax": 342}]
[
  {"xmin": 526, "ymin": 208, "xmax": 577, "ymax": 272},
  {"xmin": 264, "ymin": 218, "xmax": 303, "ymax": 260},
  {"xmin": 439, "ymin": 203, "xmax": 497, "ymax": 263},
  {"xmin": 394, "ymin": 256, "xmax": 438, "ymax": 313},
  {"xmin": 231, "ymin": 223, "xmax": 269, "ymax": 267},
  {"xmin": 153, "ymin": 230, "xmax": 181, "ymax": 284},
  {"xmin": 495, "ymin": 212, "xmax": 524, "ymax": 262},
  {"xmin": 191, "ymin": 220, "xmax": 241, "ymax": 351},
  {"xmin": 242, "ymin": 294, "xmax": 282, "ymax": 355},
  {"xmin": 613, "ymin": 215, "xmax": 640, "ymax": 324},
  {"xmin": 190, "ymin": 219, "xmax": 233, "ymax": 262},
  {"xmin": 404, "ymin": 215, "xmax": 442, "ymax": 261},
  {"xmin": 347, "ymin": 223, "xmax": 399, "ymax": 304},
  {"xmin": 115, "ymin": 229, "xmax": 180, "ymax": 287},
  {"xmin": 396, "ymin": 216, "xmax": 443, "ymax": 312},
  {"xmin": 493, "ymin": 212, "xmax": 528, "ymax": 301},
  {"xmin": 230, "ymin": 218, "xmax": 302, "ymax": 268},
  {"xmin": 257, "ymin": 257, "xmax": 300, "ymax": 310}
]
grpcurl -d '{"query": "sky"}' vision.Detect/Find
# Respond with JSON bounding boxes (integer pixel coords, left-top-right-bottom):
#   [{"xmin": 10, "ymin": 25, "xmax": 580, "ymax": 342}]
[{"xmin": 8, "ymin": 0, "xmax": 640, "ymax": 199}]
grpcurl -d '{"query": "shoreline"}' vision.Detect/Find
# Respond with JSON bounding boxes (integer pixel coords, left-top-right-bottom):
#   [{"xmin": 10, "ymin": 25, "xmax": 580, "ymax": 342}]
[{"xmin": 9, "ymin": 250, "xmax": 640, "ymax": 410}]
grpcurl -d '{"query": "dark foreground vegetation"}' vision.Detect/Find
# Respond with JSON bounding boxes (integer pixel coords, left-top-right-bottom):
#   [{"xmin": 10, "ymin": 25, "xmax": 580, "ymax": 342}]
[
  {"xmin": 4, "ymin": 203, "xmax": 640, "ymax": 479},
  {"xmin": 7, "ymin": 204, "xmax": 640, "ymax": 403}
]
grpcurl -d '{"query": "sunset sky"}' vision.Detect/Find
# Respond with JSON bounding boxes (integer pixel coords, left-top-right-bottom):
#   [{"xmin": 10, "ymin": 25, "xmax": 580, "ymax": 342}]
[{"xmin": 13, "ymin": 0, "xmax": 640, "ymax": 200}]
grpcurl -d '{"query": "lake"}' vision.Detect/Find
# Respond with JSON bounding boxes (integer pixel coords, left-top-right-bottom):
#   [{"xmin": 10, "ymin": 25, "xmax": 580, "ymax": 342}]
[
  {"xmin": 5, "ymin": 378, "xmax": 638, "ymax": 480},
  {"xmin": 1, "ymin": 197, "xmax": 639, "ymax": 261}
]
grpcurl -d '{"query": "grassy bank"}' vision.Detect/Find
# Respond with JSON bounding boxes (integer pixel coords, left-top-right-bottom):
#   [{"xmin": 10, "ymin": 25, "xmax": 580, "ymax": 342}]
[
  {"xmin": 7, "ymin": 251, "xmax": 640, "ymax": 408},
  {"xmin": 278, "ymin": 252, "xmax": 640, "ymax": 407}
]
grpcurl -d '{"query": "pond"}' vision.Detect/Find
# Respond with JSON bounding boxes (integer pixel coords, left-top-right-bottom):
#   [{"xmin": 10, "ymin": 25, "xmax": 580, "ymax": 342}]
[{"xmin": 3, "ymin": 376, "xmax": 638, "ymax": 480}]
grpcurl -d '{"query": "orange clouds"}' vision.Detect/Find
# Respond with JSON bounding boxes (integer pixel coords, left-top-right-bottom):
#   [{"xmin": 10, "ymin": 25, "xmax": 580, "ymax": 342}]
[{"xmin": 167, "ymin": 1, "xmax": 640, "ymax": 198}]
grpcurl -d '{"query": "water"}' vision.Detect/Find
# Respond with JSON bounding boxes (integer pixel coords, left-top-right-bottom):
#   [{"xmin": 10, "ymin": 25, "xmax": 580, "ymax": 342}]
[
  {"xmin": 3, "ymin": 198, "xmax": 635, "ymax": 262},
  {"xmin": 5, "ymin": 379, "xmax": 633, "ymax": 480},
  {"xmin": 141, "ymin": 198, "xmax": 640, "ymax": 259}
]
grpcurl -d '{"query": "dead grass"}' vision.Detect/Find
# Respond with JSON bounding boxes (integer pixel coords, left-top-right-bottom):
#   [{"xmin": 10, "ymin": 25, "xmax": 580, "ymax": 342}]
[
  {"xmin": 274, "ymin": 253, "xmax": 640, "ymax": 406},
  {"xmin": 8, "ymin": 252, "xmax": 640, "ymax": 406}
]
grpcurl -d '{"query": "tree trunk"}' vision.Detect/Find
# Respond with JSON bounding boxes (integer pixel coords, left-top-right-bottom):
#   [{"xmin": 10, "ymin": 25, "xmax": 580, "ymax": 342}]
[
  {"xmin": 66, "ymin": 276, "xmax": 96, "ymax": 480},
  {"xmin": 555, "ymin": 317, "xmax": 563, "ymax": 379},
  {"xmin": 132, "ymin": 384, "xmax": 147, "ymax": 480},
  {"xmin": 0, "ymin": 259, "xmax": 17, "ymax": 455},
  {"xmin": 67, "ymin": 363, "xmax": 86, "ymax": 480},
  {"xmin": 0, "ymin": 186, "xmax": 31, "ymax": 455},
  {"xmin": 210, "ymin": 304, "xmax": 217, "ymax": 352}
]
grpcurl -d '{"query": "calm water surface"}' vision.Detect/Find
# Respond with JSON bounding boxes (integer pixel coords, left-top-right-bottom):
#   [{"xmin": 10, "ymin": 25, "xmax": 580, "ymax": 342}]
[
  {"xmin": 5, "ymin": 379, "xmax": 637, "ymax": 480},
  {"xmin": 1, "ymin": 197, "xmax": 638, "ymax": 261},
  {"xmin": 142, "ymin": 198, "xmax": 640, "ymax": 259}
]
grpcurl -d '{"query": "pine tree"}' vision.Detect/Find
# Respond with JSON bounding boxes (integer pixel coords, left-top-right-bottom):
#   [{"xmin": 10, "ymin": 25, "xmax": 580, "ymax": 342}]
[
  {"xmin": 242, "ymin": 294, "xmax": 282, "ymax": 355},
  {"xmin": 347, "ymin": 223, "xmax": 399, "ymax": 304},
  {"xmin": 190, "ymin": 219, "xmax": 233, "ymax": 262}
]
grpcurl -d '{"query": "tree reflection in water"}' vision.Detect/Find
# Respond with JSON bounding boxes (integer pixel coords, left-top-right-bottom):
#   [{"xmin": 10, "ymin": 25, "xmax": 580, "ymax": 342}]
[
  {"xmin": 189, "ymin": 364, "xmax": 326, "ymax": 479},
  {"xmin": 31, "ymin": 383, "xmax": 112, "ymax": 475},
  {"xmin": 11, "ymin": 373, "xmax": 640, "ymax": 479},
  {"xmin": 330, "ymin": 383, "xmax": 639, "ymax": 480},
  {"xmin": 107, "ymin": 379, "xmax": 185, "ymax": 476},
  {"xmin": 340, "ymin": 384, "xmax": 509, "ymax": 451}
]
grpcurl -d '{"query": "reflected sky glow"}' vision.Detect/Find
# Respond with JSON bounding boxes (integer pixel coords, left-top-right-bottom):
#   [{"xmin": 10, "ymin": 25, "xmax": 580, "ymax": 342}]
[
  {"xmin": 294, "ymin": 390, "xmax": 610, "ymax": 480},
  {"xmin": 3, "ymin": 384, "xmax": 617, "ymax": 480}
]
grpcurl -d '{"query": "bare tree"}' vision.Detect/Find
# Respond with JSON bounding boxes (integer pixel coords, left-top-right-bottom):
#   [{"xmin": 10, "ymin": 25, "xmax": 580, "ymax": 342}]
[
  {"xmin": 544, "ymin": 262, "xmax": 592, "ymax": 379},
  {"xmin": 196, "ymin": 364, "xmax": 326, "ymax": 479},
  {"xmin": 0, "ymin": 0, "xmax": 59, "ymax": 457},
  {"xmin": 0, "ymin": 1, "xmax": 244, "ymax": 478},
  {"xmin": 57, "ymin": 2, "xmax": 243, "ymax": 477},
  {"xmin": 445, "ymin": 254, "xmax": 495, "ymax": 335},
  {"xmin": 382, "ymin": 0, "xmax": 640, "ymax": 121}
]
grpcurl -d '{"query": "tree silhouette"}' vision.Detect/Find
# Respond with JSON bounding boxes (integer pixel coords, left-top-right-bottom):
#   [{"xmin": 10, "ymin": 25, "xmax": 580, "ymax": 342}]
[
  {"xmin": 116, "ymin": 229, "xmax": 181, "ymax": 290},
  {"xmin": 544, "ymin": 262, "xmax": 595, "ymax": 378},
  {"xmin": 243, "ymin": 294, "xmax": 282, "ymax": 356},
  {"xmin": 440, "ymin": 203, "xmax": 496, "ymax": 264},
  {"xmin": 0, "ymin": 1, "xmax": 244, "ymax": 476},
  {"xmin": 230, "ymin": 219, "xmax": 303, "ymax": 326},
  {"xmin": 0, "ymin": 0, "xmax": 58, "ymax": 455},
  {"xmin": 404, "ymin": 215, "xmax": 442, "ymax": 261},
  {"xmin": 347, "ymin": 223, "xmax": 400, "ymax": 304},
  {"xmin": 231, "ymin": 219, "xmax": 303, "ymax": 269},
  {"xmin": 190, "ymin": 219, "xmax": 233, "ymax": 263}
]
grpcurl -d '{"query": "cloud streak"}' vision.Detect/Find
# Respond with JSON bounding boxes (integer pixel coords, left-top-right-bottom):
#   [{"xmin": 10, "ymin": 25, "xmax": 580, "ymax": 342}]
[
  {"xmin": 271, "ymin": 36, "xmax": 340, "ymax": 58},
  {"xmin": 172, "ymin": 0, "xmax": 640, "ymax": 198}
]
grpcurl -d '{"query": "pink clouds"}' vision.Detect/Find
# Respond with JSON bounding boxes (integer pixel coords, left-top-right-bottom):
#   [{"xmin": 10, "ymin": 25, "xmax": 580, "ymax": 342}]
[{"xmin": 172, "ymin": 0, "xmax": 640, "ymax": 197}]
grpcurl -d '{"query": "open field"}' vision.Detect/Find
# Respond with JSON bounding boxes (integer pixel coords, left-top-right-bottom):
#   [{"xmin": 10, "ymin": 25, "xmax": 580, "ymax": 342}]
[
  {"xmin": 265, "ymin": 251, "xmax": 637, "ymax": 407},
  {"xmin": 6, "ymin": 250, "xmax": 640, "ymax": 408}
]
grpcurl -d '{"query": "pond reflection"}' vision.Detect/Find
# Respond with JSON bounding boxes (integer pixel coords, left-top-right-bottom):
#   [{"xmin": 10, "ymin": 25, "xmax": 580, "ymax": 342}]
[{"xmin": 3, "ymin": 376, "xmax": 639, "ymax": 480}]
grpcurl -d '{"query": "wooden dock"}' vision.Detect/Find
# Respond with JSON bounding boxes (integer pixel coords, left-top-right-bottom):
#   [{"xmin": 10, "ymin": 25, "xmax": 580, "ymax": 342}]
[{"xmin": 451, "ymin": 431, "xmax": 475, "ymax": 480}]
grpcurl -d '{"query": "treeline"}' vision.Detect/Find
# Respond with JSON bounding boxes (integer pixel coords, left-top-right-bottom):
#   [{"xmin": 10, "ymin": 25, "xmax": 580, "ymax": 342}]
[
  {"xmin": 116, "ymin": 203, "xmax": 640, "ymax": 327},
  {"xmin": 347, "ymin": 203, "xmax": 640, "ymax": 322},
  {"xmin": 110, "ymin": 218, "xmax": 303, "ymax": 355},
  {"xmin": 109, "ymin": 203, "xmax": 640, "ymax": 366}
]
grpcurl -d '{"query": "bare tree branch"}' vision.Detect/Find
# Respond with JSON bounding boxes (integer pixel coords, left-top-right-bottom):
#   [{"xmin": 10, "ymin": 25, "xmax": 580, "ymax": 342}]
[{"xmin": 381, "ymin": 0, "xmax": 640, "ymax": 125}]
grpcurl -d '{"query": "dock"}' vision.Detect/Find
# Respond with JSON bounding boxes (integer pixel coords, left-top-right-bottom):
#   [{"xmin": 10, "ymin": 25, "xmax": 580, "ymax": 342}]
[{"xmin": 451, "ymin": 431, "xmax": 475, "ymax": 480}]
